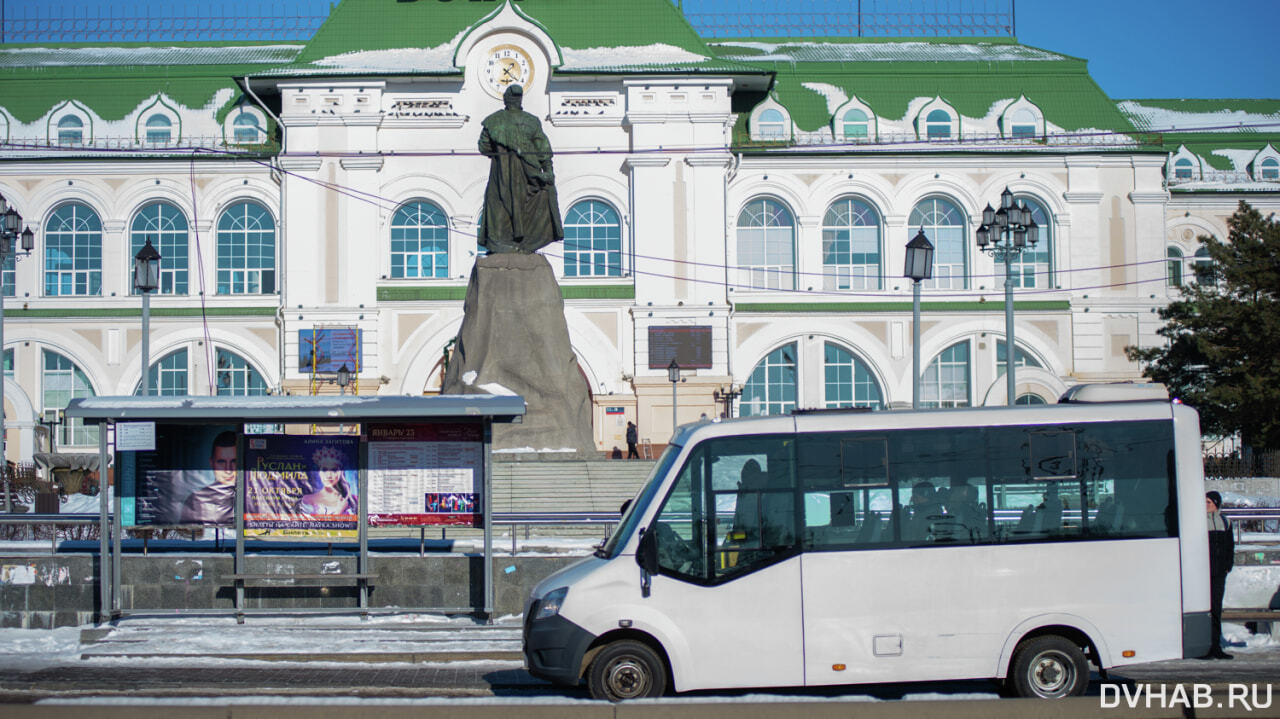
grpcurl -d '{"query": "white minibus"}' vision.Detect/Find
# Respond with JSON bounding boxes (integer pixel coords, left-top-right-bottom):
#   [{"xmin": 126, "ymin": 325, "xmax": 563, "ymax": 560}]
[{"xmin": 523, "ymin": 387, "xmax": 1211, "ymax": 701}]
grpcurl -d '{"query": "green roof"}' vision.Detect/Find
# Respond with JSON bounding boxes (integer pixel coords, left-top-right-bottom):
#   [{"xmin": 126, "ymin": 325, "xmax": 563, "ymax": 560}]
[
  {"xmin": 290, "ymin": 0, "xmax": 733, "ymax": 72},
  {"xmin": 713, "ymin": 36, "xmax": 1134, "ymax": 133},
  {"xmin": 0, "ymin": 42, "xmax": 296, "ymax": 124}
]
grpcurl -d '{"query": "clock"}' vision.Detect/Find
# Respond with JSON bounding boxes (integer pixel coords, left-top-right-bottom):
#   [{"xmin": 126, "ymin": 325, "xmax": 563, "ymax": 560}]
[{"xmin": 482, "ymin": 44, "xmax": 534, "ymax": 98}]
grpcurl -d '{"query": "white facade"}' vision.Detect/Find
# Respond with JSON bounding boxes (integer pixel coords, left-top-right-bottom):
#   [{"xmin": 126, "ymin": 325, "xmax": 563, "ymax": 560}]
[{"xmin": 2, "ymin": 3, "xmax": 1278, "ymax": 460}]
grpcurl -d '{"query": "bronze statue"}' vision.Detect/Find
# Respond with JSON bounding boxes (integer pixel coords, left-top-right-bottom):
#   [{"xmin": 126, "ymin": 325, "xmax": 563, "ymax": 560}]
[{"xmin": 478, "ymin": 85, "xmax": 564, "ymax": 254}]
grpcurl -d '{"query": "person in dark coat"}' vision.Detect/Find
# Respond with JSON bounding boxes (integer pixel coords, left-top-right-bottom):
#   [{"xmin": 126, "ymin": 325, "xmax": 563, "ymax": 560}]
[
  {"xmin": 1205, "ymin": 490, "xmax": 1235, "ymax": 659},
  {"xmin": 625, "ymin": 421, "xmax": 639, "ymax": 459}
]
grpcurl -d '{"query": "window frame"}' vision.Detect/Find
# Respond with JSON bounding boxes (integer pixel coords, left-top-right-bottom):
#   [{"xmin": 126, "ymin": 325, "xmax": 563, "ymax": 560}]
[
  {"xmin": 44, "ymin": 202, "xmax": 103, "ymax": 297},
  {"xmin": 736, "ymin": 197, "xmax": 796, "ymax": 291},
  {"xmin": 389, "ymin": 199, "xmax": 450, "ymax": 280},
  {"xmin": 821, "ymin": 196, "xmax": 882, "ymax": 291},
  {"xmin": 562, "ymin": 198, "xmax": 623, "ymax": 278},
  {"xmin": 909, "ymin": 196, "xmax": 968, "ymax": 290},
  {"xmin": 216, "ymin": 200, "xmax": 277, "ymax": 295},
  {"xmin": 130, "ymin": 201, "xmax": 189, "ymax": 295}
]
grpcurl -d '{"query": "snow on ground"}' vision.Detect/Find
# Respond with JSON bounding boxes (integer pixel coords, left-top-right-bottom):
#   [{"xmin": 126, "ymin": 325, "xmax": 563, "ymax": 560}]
[{"xmin": 0, "ymin": 626, "xmax": 83, "ymax": 670}]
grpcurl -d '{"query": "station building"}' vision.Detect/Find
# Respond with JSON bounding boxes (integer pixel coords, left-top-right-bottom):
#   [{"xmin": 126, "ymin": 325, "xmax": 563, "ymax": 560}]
[{"xmin": 0, "ymin": 0, "xmax": 1277, "ymax": 460}]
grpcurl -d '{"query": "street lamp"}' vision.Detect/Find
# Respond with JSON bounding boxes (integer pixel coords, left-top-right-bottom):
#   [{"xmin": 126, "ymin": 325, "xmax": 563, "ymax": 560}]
[
  {"xmin": 0, "ymin": 193, "xmax": 34, "ymax": 513},
  {"xmin": 336, "ymin": 364, "xmax": 351, "ymax": 396},
  {"xmin": 976, "ymin": 187, "xmax": 1039, "ymax": 406},
  {"xmin": 667, "ymin": 359, "xmax": 680, "ymax": 432},
  {"xmin": 713, "ymin": 384, "xmax": 741, "ymax": 419},
  {"xmin": 133, "ymin": 237, "xmax": 161, "ymax": 395},
  {"xmin": 904, "ymin": 228, "xmax": 934, "ymax": 409}
]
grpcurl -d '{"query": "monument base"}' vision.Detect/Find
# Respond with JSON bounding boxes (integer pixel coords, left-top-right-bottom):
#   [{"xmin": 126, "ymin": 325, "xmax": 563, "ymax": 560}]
[{"xmin": 441, "ymin": 253, "xmax": 597, "ymax": 457}]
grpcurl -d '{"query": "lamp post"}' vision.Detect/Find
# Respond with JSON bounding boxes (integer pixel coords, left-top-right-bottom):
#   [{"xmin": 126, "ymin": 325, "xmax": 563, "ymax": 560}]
[
  {"xmin": 667, "ymin": 359, "xmax": 680, "ymax": 432},
  {"xmin": 904, "ymin": 228, "xmax": 934, "ymax": 409},
  {"xmin": 976, "ymin": 187, "xmax": 1039, "ymax": 406},
  {"xmin": 336, "ymin": 364, "xmax": 351, "ymax": 396},
  {"xmin": 133, "ymin": 237, "xmax": 161, "ymax": 395},
  {"xmin": 0, "ymin": 194, "xmax": 34, "ymax": 513},
  {"xmin": 713, "ymin": 384, "xmax": 741, "ymax": 419}
]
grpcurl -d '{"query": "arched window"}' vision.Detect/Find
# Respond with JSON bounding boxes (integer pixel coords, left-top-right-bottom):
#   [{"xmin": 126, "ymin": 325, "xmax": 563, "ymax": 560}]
[
  {"xmin": 131, "ymin": 202, "xmax": 188, "ymax": 295},
  {"xmin": 45, "ymin": 202, "xmax": 102, "ymax": 296},
  {"xmin": 390, "ymin": 200, "xmax": 449, "ymax": 279},
  {"xmin": 757, "ymin": 108, "xmax": 786, "ymax": 139},
  {"xmin": 841, "ymin": 108, "xmax": 869, "ymax": 140},
  {"xmin": 563, "ymin": 199, "xmax": 622, "ymax": 277},
  {"xmin": 823, "ymin": 343, "xmax": 882, "ymax": 409},
  {"xmin": 145, "ymin": 114, "xmax": 172, "ymax": 144},
  {"xmin": 1166, "ymin": 246, "xmax": 1184, "ymax": 286},
  {"xmin": 741, "ymin": 343, "xmax": 797, "ymax": 417},
  {"xmin": 921, "ymin": 341, "xmax": 970, "ymax": 408},
  {"xmin": 1260, "ymin": 157, "xmax": 1279, "ymax": 180},
  {"xmin": 1193, "ymin": 246, "xmax": 1215, "ymax": 286},
  {"xmin": 1009, "ymin": 196, "xmax": 1052, "ymax": 288},
  {"xmin": 216, "ymin": 201, "xmax": 276, "ymax": 294},
  {"xmin": 736, "ymin": 198, "xmax": 795, "ymax": 290},
  {"xmin": 909, "ymin": 197, "xmax": 966, "ymax": 289},
  {"xmin": 57, "ymin": 115, "xmax": 83, "ymax": 145},
  {"xmin": 1015, "ymin": 394, "xmax": 1047, "ymax": 405},
  {"xmin": 1174, "ymin": 157, "xmax": 1193, "ymax": 180},
  {"xmin": 136, "ymin": 349, "xmax": 188, "ymax": 396},
  {"xmin": 42, "ymin": 350, "xmax": 97, "ymax": 446},
  {"xmin": 215, "ymin": 349, "xmax": 269, "ymax": 396},
  {"xmin": 996, "ymin": 340, "xmax": 1043, "ymax": 378},
  {"xmin": 925, "ymin": 109, "xmax": 952, "ymax": 139},
  {"xmin": 822, "ymin": 197, "xmax": 881, "ymax": 290},
  {"xmin": 1009, "ymin": 108, "xmax": 1038, "ymax": 138},
  {"xmin": 233, "ymin": 111, "xmax": 263, "ymax": 143}
]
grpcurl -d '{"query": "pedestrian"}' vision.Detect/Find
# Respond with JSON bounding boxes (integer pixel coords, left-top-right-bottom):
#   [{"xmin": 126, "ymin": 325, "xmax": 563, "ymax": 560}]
[
  {"xmin": 1204, "ymin": 490, "xmax": 1235, "ymax": 659},
  {"xmin": 626, "ymin": 421, "xmax": 639, "ymax": 459}
]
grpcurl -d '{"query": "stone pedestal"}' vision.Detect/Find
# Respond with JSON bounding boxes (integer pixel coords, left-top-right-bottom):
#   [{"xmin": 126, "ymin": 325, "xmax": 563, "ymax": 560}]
[{"xmin": 442, "ymin": 253, "xmax": 596, "ymax": 456}]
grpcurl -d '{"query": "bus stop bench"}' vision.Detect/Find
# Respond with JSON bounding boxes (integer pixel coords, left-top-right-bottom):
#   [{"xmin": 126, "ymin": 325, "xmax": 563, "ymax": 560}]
[
  {"xmin": 228, "ymin": 573, "xmax": 377, "ymax": 582},
  {"xmin": 1222, "ymin": 609, "xmax": 1280, "ymax": 621}
]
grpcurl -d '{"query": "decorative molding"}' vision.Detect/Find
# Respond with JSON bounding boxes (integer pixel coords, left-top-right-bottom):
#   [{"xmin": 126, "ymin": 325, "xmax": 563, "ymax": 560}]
[
  {"xmin": 1062, "ymin": 191, "xmax": 1104, "ymax": 203},
  {"xmin": 685, "ymin": 154, "xmax": 733, "ymax": 168},
  {"xmin": 1128, "ymin": 191, "xmax": 1170, "ymax": 205},
  {"xmin": 623, "ymin": 155, "xmax": 671, "ymax": 170},
  {"xmin": 6, "ymin": 306, "xmax": 277, "ymax": 319},
  {"xmin": 340, "ymin": 157, "xmax": 384, "ymax": 171},
  {"xmin": 734, "ymin": 300, "xmax": 1071, "ymax": 313},
  {"xmin": 278, "ymin": 156, "xmax": 324, "ymax": 171}
]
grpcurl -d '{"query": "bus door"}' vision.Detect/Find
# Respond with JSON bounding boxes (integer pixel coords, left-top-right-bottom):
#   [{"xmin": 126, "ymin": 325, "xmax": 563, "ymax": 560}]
[
  {"xmin": 646, "ymin": 435, "xmax": 804, "ymax": 691},
  {"xmin": 797, "ymin": 429, "xmax": 1002, "ymax": 686}
]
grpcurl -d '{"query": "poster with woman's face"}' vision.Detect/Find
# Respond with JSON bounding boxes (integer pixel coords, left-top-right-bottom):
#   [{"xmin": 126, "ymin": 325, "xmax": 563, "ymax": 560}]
[{"xmin": 244, "ymin": 434, "xmax": 359, "ymax": 534}]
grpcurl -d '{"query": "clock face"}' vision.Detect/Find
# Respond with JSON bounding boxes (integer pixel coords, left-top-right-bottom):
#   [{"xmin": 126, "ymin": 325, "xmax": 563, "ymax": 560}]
[{"xmin": 483, "ymin": 44, "xmax": 533, "ymax": 98}]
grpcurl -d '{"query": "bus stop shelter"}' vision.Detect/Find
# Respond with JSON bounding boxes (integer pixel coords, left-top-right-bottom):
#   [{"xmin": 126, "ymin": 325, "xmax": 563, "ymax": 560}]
[{"xmin": 65, "ymin": 394, "xmax": 526, "ymax": 623}]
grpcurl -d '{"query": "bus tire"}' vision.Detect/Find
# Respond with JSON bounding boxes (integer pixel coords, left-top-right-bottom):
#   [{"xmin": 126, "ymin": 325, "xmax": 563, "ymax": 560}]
[
  {"xmin": 587, "ymin": 639, "xmax": 667, "ymax": 701},
  {"xmin": 1009, "ymin": 635, "xmax": 1090, "ymax": 698}
]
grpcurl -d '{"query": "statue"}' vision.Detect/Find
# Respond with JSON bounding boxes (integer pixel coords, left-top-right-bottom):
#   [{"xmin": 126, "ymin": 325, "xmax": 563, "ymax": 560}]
[{"xmin": 478, "ymin": 84, "xmax": 564, "ymax": 254}]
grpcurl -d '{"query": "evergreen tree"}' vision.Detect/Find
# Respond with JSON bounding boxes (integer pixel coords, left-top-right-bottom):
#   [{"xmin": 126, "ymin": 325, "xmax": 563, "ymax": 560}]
[{"xmin": 1127, "ymin": 201, "xmax": 1280, "ymax": 450}]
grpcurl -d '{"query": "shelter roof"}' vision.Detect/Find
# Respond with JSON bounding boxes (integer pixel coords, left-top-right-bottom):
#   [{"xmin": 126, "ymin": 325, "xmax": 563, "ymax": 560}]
[{"xmin": 66, "ymin": 395, "xmax": 527, "ymax": 424}]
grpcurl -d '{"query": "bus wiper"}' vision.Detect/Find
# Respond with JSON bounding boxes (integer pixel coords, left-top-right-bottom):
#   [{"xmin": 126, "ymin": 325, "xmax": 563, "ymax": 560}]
[{"xmin": 593, "ymin": 539, "xmax": 609, "ymax": 558}]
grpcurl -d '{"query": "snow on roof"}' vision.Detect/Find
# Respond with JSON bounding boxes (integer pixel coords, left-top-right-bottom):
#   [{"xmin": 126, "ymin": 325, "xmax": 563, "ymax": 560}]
[
  {"xmin": 305, "ymin": 40, "xmax": 710, "ymax": 75},
  {"xmin": 1119, "ymin": 100, "xmax": 1280, "ymax": 133},
  {"xmin": 0, "ymin": 45, "xmax": 303, "ymax": 68},
  {"xmin": 1212, "ymin": 148, "xmax": 1263, "ymax": 170},
  {"xmin": 560, "ymin": 43, "xmax": 710, "ymax": 69},
  {"xmin": 801, "ymin": 82, "xmax": 848, "ymax": 115},
  {"xmin": 711, "ymin": 40, "xmax": 1067, "ymax": 64}
]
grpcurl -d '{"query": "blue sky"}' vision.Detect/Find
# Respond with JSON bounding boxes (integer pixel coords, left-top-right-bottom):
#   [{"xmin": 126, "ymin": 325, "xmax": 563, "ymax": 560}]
[{"xmin": 4, "ymin": 0, "xmax": 1277, "ymax": 100}]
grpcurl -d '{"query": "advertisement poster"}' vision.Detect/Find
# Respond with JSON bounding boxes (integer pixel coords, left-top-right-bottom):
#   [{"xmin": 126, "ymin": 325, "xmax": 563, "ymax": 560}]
[
  {"xmin": 118, "ymin": 424, "xmax": 240, "ymax": 527},
  {"xmin": 245, "ymin": 434, "xmax": 360, "ymax": 535},
  {"xmin": 298, "ymin": 328, "xmax": 361, "ymax": 373},
  {"xmin": 367, "ymin": 423, "xmax": 483, "ymax": 527}
]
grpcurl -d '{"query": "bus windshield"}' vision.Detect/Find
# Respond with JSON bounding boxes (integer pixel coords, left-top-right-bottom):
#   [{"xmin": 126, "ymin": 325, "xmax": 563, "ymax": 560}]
[{"xmin": 599, "ymin": 443, "xmax": 682, "ymax": 558}]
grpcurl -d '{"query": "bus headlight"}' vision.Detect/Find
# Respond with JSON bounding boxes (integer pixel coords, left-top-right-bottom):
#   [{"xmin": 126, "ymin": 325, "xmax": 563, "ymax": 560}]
[{"xmin": 535, "ymin": 586, "xmax": 568, "ymax": 619}]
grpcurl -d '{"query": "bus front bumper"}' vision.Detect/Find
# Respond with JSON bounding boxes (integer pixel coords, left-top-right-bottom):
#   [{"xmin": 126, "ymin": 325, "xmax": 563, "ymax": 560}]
[{"xmin": 523, "ymin": 612, "xmax": 596, "ymax": 686}]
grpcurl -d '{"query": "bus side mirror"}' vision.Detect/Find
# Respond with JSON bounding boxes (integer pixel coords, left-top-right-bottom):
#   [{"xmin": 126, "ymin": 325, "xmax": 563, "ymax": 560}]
[
  {"xmin": 637, "ymin": 526, "xmax": 658, "ymax": 597},
  {"xmin": 620, "ymin": 499, "xmax": 632, "ymax": 516}
]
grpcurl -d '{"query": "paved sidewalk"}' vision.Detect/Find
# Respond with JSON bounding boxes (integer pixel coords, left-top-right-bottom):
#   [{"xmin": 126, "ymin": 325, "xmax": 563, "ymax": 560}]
[{"xmin": 76, "ymin": 615, "xmax": 525, "ymax": 663}]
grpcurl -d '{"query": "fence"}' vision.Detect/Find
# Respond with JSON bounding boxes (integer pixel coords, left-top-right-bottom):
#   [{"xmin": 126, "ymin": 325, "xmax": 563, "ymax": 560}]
[
  {"xmin": 0, "ymin": 0, "xmax": 1015, "ymax": 44},
  {"xmin": 1204, "ymin": 450, "xmax": 1280, "ymax": 481}
]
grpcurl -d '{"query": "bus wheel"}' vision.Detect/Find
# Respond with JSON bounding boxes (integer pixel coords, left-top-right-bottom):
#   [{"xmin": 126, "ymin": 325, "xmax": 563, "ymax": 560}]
[
  {"xmin": 587, "ymin": 640, "xmax": 667, "ymax": 701},
  {"xmin": 1009, "ymin": 635, "xmax": 1090, "ymax": 698}
]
